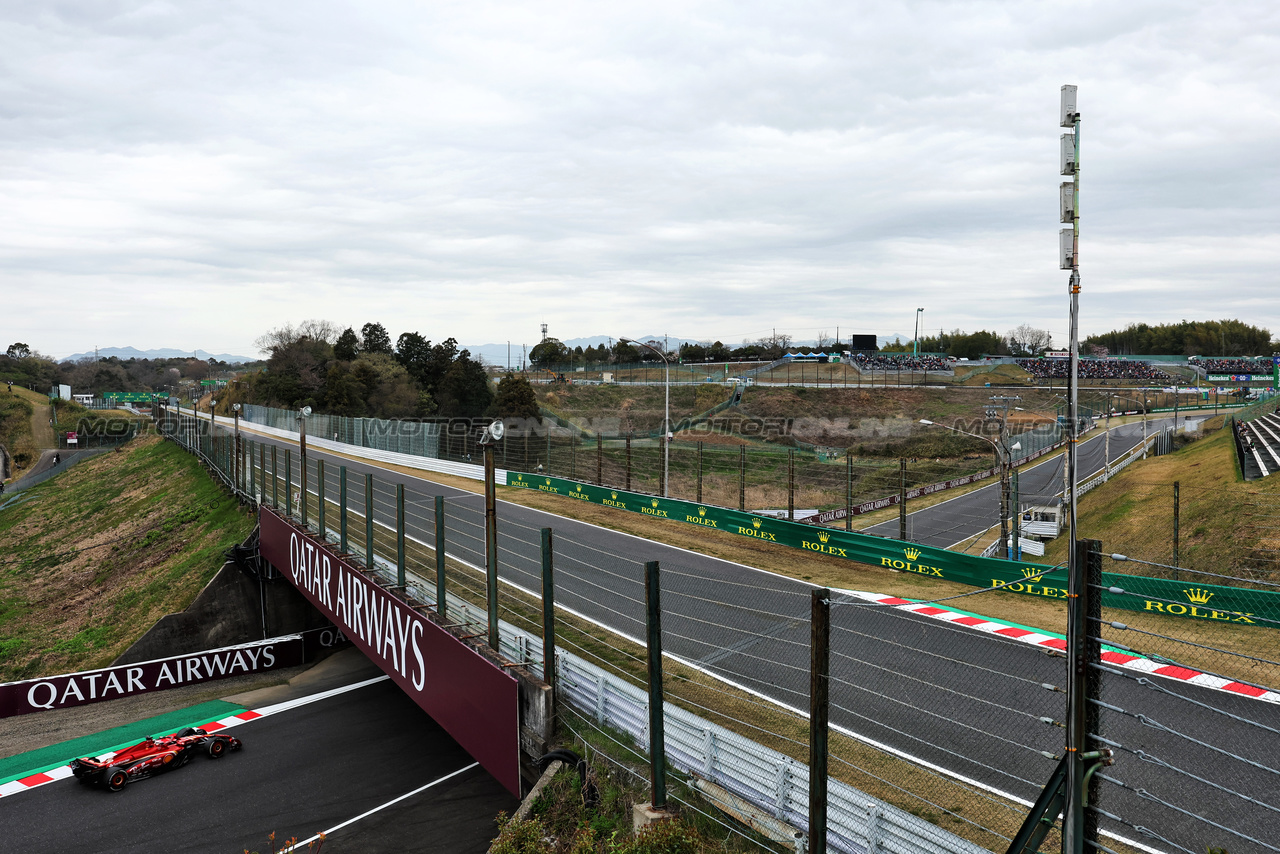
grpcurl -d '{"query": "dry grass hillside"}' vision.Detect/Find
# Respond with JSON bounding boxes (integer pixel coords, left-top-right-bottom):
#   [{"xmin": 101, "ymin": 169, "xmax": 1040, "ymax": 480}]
[{"xmin": 0, "ymin": 434, "xmax": 255, "ymax": 680}]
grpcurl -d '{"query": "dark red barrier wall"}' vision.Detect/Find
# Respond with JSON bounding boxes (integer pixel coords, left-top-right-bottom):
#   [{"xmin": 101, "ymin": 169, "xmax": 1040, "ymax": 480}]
[
  {"xmin": 1, "ymin": 636, "xmax": 302, "ymax": 718},
  {"xmin": 258, "ymin": 508, "xmax": 520, "ymax": 795}
]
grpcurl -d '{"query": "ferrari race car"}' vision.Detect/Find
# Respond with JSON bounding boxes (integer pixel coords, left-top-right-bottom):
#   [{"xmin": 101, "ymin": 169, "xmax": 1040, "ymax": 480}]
[{"xmin": 69, "ymin": 727, "xmax": 242, "ymax": 791}]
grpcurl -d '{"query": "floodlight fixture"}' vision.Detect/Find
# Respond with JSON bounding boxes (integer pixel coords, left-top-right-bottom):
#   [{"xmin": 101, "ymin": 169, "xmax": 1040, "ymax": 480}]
[
  {"xmin": 479, "ymin": 419, "xmax": 505, "ymax": 445},
  {"xmin": 300, "ymin": 406, "xmax": 312, "ymax": 417},
  {"xmin": 1060, "ymin": 134, "xmax": 1076, "ymax": 175},
  {"xmin": 1060, "ymin": 229, "xmax": 1075, "ymax": 270},
  {"xmin": 1060, "ymin": 85, "xmax": 1078, "ymax": 128},
  {"xmin": 232, "ymin": 403, "xmax": 241, "ymax": 412}
]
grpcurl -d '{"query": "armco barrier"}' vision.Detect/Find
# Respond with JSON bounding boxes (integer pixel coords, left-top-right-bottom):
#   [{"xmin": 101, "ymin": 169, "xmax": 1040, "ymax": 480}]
[
  {"xmin": 506, "ymin": 471, "xmax": 1280, "ymax": 628},
  {"xmin": 521, "ymin": 625, "xmax": 988, "ymax": 854},
  {"xmin": 220, "ymin": 413, "xmax": 506, "ymax": 483}
]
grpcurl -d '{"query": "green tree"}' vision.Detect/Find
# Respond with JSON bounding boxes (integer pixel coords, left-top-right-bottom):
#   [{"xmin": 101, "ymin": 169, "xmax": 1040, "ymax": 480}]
[
  {"xmin": 6, "ymin": 343, "xmax": 31, "ymax": 360},
  {"xmin": 395, "ymin": 331, "xmax": 432, "ymax": 385},
  {"xmin": 352, "ymin": 353, "xmax": 417, "ymax": 417},
  {"xmin": 361, "ymin": 322, "xmax": 393, "ymax": 355},
  {"xmin": 436, "ymin": 351, "xmax": 493, "ymax": 417},
  {"xmin": 334, "ymin": 327, "xmax": 360, "ymax": 361},
  {"xmin": 487, "ymin": 374, "xmax": 540, "ymax": 420},
  {"xmin": 529, "ymin": 337, "xmax": 569, "ymax": 367}
]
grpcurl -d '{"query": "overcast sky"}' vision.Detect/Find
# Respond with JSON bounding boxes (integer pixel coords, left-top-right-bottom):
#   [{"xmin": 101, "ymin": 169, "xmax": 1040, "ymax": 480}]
[{"xmin": 2, "ymin": 0, "xmax": 1277, "ymax": 360}]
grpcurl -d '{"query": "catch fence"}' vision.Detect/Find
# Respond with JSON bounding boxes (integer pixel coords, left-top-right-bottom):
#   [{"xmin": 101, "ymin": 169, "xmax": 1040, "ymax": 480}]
[{"xmin": 160, "ymin": 406, "xmax": 1280, "ymax": 853}]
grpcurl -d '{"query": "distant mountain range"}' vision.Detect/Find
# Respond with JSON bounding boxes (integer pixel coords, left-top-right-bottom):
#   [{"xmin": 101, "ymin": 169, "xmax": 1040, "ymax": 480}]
[{"xmin": 60, "ymin": 346, "xmax": 258, "ymax": 364}]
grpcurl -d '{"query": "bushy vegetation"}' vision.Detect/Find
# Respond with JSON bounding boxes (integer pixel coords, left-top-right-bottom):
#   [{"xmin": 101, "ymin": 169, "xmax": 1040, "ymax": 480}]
[
  {"xmin": 491, "ymin": 746, "xmax": 776, "ymax": 854},
  {"xmin": 217, "ymin": 320, "xmax": 495, "ymax": 419},
  {"xmin": 0, "ymin": 391, "xmax": 35, "ymax": 473}
]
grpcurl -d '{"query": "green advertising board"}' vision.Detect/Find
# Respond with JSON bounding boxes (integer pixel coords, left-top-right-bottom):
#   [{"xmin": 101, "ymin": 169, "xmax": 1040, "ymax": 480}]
[
  {"xmin": 507, "ymin": 471, "xmax": 1279, "ymax": 628},
  {"xmin": 103, "ymin": 392, "xmax": 163, "ymax": 402}
]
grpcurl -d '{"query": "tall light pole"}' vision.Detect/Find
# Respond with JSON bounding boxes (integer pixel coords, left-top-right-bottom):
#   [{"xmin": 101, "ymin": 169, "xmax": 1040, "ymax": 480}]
[
  {"xmin": 913, "ymin": 308, "xmax": 924, "ymax": 358},
  {"xmin": 1060, "ymin": 83, "xmax": 1095, "ymax": 854},
  {"xmin": 621, "ymin": 337, "xmax": 670, "ymax": 497}
]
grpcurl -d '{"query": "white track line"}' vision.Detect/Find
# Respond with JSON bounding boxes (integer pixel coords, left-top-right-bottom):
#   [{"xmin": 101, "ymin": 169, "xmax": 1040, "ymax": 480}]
[{"xmin": 280, "ymin": 762, "xmax": 481, "ymax": 852}]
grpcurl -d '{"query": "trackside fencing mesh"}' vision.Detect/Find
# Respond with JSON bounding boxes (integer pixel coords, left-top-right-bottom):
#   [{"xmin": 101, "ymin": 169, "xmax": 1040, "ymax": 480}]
[{"xmin": 160, "ymin": 406, "xmax": 1280, "ymax": 853}]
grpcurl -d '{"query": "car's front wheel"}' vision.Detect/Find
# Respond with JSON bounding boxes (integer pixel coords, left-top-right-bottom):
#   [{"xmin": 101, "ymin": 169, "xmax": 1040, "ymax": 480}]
[{"xmin": 207, "ymin": 739, "xmax": 226, "ymax": 759}]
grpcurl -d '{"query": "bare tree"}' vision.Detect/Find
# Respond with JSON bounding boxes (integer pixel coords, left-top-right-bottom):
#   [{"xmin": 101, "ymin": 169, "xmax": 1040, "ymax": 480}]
[
  {"xmin": 255, "ymin": 320, "xmax": 341, "ymax": 355},
  {"xmin": 1006, "ymin": 324, "xmax": 1054, "ymax": 357},
  {"xmin": 815, "ymin": 330, "xmax": 833, "ymax": 349}
]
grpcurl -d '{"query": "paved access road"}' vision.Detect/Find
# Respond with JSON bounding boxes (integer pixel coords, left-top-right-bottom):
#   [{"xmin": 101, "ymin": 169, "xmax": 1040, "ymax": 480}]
[
  {"xmin": 211, "ymin": 415, "xmax": 1274, "ymax": 853},
  {"xmin": 0, "ymin": 668, "xmax": 516, "ymax": 853}
]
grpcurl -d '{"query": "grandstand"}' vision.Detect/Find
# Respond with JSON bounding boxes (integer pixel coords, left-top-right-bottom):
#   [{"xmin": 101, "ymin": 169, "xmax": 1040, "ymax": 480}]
[
  {"xmin": 851, "ymin": 353, "xmax": 954, "ymax": 372},
  {"xmin": 1237, "ymin": 406, "xmax": 1280, "ymax": 479},
  {"xmin": 1190, "ymin": 357, "xmax": 1274, "ymax": 375},
  {"xmin": 1016, "ymin": 358, "xmax": 1172, "ymax": 382}
]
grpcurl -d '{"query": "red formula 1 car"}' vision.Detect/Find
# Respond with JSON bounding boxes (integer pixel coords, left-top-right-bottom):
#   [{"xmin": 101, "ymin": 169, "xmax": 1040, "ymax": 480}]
[{"xmin": 69, "ymin": 727, "xmax": 242, "ymax": 792}]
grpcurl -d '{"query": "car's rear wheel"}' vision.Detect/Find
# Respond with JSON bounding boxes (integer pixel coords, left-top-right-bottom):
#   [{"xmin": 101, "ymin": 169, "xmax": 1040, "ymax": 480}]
[
  {"xmin": 207, "ymin": 739, "xmax": 226, "ymax": 759},
  {"xmin": 105, "ymin": 768, "xmax": 128, "ymax": 792}
]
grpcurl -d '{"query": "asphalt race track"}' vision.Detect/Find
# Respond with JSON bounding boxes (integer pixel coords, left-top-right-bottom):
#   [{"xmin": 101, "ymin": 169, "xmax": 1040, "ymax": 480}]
[
  {"xmin": 0, "ymin": 672, "xmax": 517, "ymax": 853},
  {"xmin": 211, "ymin": 414, "xmax": 1276, "ymax": 852},
  {"xmin": 864, "ymin": 418, "xmax": 1176, "ymax": 547}
]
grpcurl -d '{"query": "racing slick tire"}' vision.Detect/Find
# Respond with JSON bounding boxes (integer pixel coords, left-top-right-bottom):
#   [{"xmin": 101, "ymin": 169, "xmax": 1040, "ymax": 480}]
[
  {"xmin": 105, "ymin": 767, "xmax": 129, "ymax": 792},
  {"xmin": 207, "ymin": 739, "xmax": 227, "ymax": 759}
]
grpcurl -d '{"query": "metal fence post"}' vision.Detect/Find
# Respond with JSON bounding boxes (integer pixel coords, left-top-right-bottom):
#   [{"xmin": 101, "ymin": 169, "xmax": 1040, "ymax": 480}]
[
  {"xmin": 300, "ymin": 452, "xmax": 308, "ymax": 528},
  {"xmin": 788, "ymin": 449, "xmax": 795, "ymax": 521},
  {"xmin": 435, "ymin": 495, "xmax": 446, "ymax": 613},
  {"xmin": 485, "ymin": 443, "xmax": 499, "ymax": 651},
  {"xmin": 645, "ymin": 560, "xmax": 667, "ymax": 811},
  {"xmin": 845, "ymin": 454, "xmax": 853, "ymax": 532},
  {"xmin": 739, "ymin": 445, "xmax": 746, "ymax": 511},
  {"xmin": 285, "ymin": 449, "xmax": 292, "ymax": 518},
  {"xmin": 541, "ymin": 527, "xmax": 557, "ymax": 713},
  {"xmin": 1172, "ymin": 481, "xmax": 1181, "ymax": 577},
  {"xmin": 1011, "ymin": 468, "xmax": 1020, "ymax": 560},
  {"xmin": 597, "ymin": 433, "xmax": 603, "ymax": 485},
  {"xmin": 809, "ymin": 587, "xmax": 830, "ymax": 854},
  {"xmin": 396, "ymin": 483, "xmax": 406, "ymax": 589},
  {"xmin": 339, "ymin": 466, "xmax": 348, "ymax": 554},
  {"xmin": 697, "ymin": 441, "xmax": 703, "ymax": 504},
  {"xmin": 271, "ymin": 446, "xmax": 278, "ymax": 508},
  {"xmin": 365, "ymin": 473, "xmax": 374, "ymax": 570},
  {"xmin": 1063, "ymin": 537, "xmax": 1104, "ymax": 852},
  {"xmin": 317, "ymin": 459, "xmax": 326, "ymax": 538},
  {"xmin": 899, "ymin": 458, "xmax": 908, "ymax": 542},
  {"xmin": 626, "ymin": 434, "xmax": 632, "ymax": 491}
]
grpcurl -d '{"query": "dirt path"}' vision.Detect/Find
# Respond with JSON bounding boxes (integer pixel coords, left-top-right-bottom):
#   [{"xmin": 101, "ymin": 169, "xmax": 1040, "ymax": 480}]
[{"xmin": 30, "ymin": 402, "xmax": 55, "ymax": 449}]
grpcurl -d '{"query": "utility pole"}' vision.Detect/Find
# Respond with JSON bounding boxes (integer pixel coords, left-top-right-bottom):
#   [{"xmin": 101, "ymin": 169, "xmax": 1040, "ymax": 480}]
[{"xmin": 1059, "ymin": 83, "xmax": 1092, "ymax": 854}]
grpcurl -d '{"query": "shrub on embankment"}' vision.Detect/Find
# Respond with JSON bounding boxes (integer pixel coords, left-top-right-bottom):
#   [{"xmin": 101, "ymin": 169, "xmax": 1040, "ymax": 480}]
[
  {"xmin": 0, "ymin": 393, "xmax": 35, "ymax": 475},
  {"xmin": 0, "ymin": 434, "xmax": 254, "ymax": 681}
]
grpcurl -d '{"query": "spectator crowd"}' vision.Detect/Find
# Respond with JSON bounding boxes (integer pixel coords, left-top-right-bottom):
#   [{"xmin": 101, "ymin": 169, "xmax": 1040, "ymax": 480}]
[
  {"xmin": 1016, "ymin": 359, "xmax": 1172, "ymax": 381},
  {"xmin": 851, "ymin": 353, "xmax": 955, "ymax": 372},
  {"xmin": 1192, "ymin": 358, "xmax": 1273, "ymax": 375}
]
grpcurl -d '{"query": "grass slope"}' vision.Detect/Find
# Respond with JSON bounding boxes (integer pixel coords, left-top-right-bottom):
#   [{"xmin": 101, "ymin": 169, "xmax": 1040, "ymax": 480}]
[
  {"xmin": 1, "ymin": 392, "xmax": 36, "ymax": 479},
  {"xmin": 0, "ymin": 434, "xmax": 255, "ymax": 681}
]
